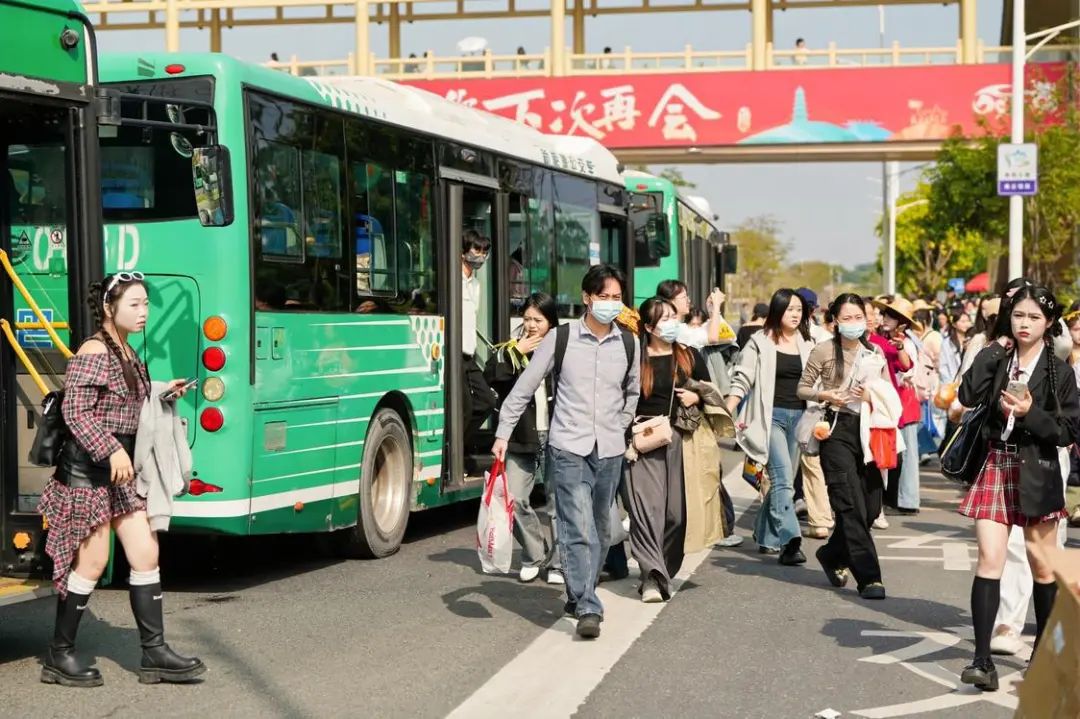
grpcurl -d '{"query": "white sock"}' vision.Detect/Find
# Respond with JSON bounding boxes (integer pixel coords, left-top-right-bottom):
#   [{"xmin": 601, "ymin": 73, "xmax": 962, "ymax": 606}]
[
  {"xmin": 129, "ymin": 568, "xmax": 161, "ymax": 587},
  {"xmin": 66, "ymin": 571, "xmax": 97, "ymax": 596}
]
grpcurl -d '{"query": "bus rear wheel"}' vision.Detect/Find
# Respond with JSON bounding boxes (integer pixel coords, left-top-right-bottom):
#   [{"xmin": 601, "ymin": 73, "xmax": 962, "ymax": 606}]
[{"xmin": 337, "ymin": 408, "xmax": 413, "ymax": 559}]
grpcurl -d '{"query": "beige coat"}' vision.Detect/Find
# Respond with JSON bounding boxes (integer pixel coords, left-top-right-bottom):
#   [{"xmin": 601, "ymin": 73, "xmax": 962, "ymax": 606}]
[{"xmin": 682, "ymin": 402, "xmax": 735, "ymax": 553}]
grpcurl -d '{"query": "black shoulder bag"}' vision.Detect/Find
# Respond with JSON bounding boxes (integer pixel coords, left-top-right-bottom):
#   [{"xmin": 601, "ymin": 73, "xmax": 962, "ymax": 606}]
[
  {"xmin": 29, "ymin": 390, "xmax": 67, "ymax": 467},
  {"xmin": 940, "ymin": 355, "xmax": 1009, "ymax": 485}
]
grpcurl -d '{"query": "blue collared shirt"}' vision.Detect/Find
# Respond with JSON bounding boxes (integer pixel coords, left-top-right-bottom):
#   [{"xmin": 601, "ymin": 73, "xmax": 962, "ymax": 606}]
[{"xmin": 496, "ymin": 319, "xmax": 640, "ymax": 459}]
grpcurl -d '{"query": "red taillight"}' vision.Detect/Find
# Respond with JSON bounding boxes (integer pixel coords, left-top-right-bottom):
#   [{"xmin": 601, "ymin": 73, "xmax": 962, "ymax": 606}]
[
  {"xmin": 188, "ymin": 478, "xmax": 223, "ymax": 496},
  {"xmin": 635, "ymin": 183, "xmax": 647, "ymax": 190},
  {"xmin": 200, "ymin": 408, "xmax": 224, "ymax": 432},
  {"xmin": 202, "ymin": 347, "xmax": 226, "ymax": 371},
  {"xmin": 165, "ymin": 63, "xmax": 185, "ymax": 75}
]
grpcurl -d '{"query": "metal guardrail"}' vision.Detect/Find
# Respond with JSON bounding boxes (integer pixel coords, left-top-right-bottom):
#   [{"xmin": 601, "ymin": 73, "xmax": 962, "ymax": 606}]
[{"xmin": 266, "ymin": 41, "xmax": 1077, "ymax": 80}]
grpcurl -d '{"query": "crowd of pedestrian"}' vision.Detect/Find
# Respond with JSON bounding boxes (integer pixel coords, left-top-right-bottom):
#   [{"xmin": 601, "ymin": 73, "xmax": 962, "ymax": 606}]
[{"xmin": 482, "ymin": 259, "xmax": 1080, "ymax": 697}]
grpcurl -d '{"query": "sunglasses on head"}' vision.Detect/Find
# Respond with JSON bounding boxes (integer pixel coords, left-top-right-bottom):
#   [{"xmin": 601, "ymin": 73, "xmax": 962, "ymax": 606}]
[{"xmin": 103, "ymin": 271, "xmax": 145, "ymax": 303}]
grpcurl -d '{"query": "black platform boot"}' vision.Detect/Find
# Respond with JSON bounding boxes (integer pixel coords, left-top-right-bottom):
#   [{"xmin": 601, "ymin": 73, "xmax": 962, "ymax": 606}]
[
  {"xmin": 129, "ymin": 583, "xmax": 206, "ymax": 684},
  {"xmin": 40, "ymin": 592, "xmax": 104, "ymax": 688}
]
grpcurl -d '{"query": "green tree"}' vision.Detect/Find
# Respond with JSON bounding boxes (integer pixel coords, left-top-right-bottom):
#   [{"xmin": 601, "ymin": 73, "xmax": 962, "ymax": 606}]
[
  {"xmin": 914, "ymin": 68, "xmax": 1080, "ymax": 293},
  {"xmin": 728, "ymin": 215, "xmax": 789, "ymax": 302},
  {"xmin": 880, "ymin": 181, "xmax": 988, "ymax": 298},
  {"xmin": 778, "ymin": 260, "xmax": 836, "ymax": 294}
]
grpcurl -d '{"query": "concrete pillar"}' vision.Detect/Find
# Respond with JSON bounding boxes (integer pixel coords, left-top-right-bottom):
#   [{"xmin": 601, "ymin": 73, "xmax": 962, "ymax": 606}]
[
  {"xmin": 551, "ymin": 0, "xmax": 566, "ymax": 76},
  {"xmin": 572, "ymin": 0, "xmax": 585, "ymax": 54},
  {"xmin": 751, "ymin": 0, "xmax": 767, "ymax": 70},
  {"xmin": 389, "ymin": 3, "xmax": 401, "ymax": 59},
  {"xmin": 355, "ymin": 0, "xmax": 370, "ymax": 75},
  {"xmin": 164, "ymin": 0, "xmax": 180, "ymax": 52},
  {"xmin": 959, "ymin": 0, "xmax": 977, "ymax": 64},
  {"xmin": 209, "ymin": 9, "xmax": 222, "ymax": 52}
]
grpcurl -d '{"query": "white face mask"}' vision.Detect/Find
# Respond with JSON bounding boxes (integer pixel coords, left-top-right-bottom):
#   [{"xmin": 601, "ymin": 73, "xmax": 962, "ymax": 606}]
[
  {"xmin": 654, "ymin": 319, "xmax": 680, "ymax": 343},
  {"xmin": 590, "ymin": 300, "xmax": 622, "ymax": 325}
]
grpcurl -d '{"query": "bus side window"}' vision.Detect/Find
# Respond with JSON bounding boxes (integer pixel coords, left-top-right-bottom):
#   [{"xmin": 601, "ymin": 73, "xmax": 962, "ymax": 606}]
[
  {"xmin": 351, "ymin": 161, "xmax": 395, "ymax": 296},
  {"xmin": 256, "ymin": 140, "xmax": 303, "ymax": 261}
]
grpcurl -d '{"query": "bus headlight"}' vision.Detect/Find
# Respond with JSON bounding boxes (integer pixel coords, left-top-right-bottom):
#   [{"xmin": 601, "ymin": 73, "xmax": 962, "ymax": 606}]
[{"xmin": 202, "ymin": 377, "xmax": 225, "ymax": 402}]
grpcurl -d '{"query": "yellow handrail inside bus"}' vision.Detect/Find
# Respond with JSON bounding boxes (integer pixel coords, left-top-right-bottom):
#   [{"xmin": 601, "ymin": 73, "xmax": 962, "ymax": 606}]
[
  {"xmin": 0, "ymin": 249, "xmax": 72, "ymax": 359},
  {"xmin": 16, "ymin": 321, "xmax": 70, "ymax": 330},
  {"xmin": 0, "ymin": 319, "xmax": 49, "ymax": 396}
]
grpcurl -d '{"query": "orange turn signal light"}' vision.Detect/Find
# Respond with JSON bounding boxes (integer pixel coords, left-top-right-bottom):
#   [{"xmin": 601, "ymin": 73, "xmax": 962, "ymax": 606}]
[{"xmin": 203, "ymin": 316, "xmax": 227, "ymax": 341}]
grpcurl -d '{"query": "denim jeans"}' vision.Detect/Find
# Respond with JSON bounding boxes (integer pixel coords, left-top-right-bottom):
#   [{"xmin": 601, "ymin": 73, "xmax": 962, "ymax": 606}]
[
  {"xmin": 755, "ymin": 407, "xmax": 804, "ymax": 551},
  {"xmin": 898, "ymin": 422, "xmax": 921, "ymax": 510},
  {"xmin": 549, "ymin": 444, "xmax": 622, "ymax": 618}
]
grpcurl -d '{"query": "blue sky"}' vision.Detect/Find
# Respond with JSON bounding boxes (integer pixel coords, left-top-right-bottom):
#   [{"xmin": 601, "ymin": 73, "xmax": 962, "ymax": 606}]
[{"xmin": 96, "ymin": 0, "xmax": 1007, "ymax": 267}]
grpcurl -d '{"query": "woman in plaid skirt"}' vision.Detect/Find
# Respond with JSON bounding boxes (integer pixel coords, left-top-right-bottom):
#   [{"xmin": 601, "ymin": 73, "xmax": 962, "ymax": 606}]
[
  {"xmin": 956, "ymin": 285, "xmax": 1080, "ymax": 692},
  {"xmin": 37, "ymin": 273, "xmax": 205, "ymax": 688}
]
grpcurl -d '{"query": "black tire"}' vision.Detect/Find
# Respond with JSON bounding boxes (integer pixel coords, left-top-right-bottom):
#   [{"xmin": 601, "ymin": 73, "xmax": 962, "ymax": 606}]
[{"xmin": 336, "ymin": 408, "xmax": 413, "ymax": 559}]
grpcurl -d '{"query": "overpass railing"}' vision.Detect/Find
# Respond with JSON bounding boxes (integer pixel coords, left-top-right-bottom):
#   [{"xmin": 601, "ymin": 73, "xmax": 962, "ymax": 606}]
[{"xmin": 267, "ymin": 40, "xmax": 1077, "ymax": 79}]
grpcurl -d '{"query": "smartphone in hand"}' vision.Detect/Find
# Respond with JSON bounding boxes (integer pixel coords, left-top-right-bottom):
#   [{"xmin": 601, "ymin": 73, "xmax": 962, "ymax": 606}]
[
  {"xmin": 1004, "ymin": 380, "xmax": 1028, "ymax": 400},
  {"xmin": 161, "ymin": 378, "xmax": 198, "ymax": 401}
]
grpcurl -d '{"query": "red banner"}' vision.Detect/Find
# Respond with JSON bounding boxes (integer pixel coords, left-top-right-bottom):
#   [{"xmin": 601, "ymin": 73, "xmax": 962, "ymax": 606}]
[{"xmin": 404, "ymin": 64, "xmax": 1064, "ymax": 149}]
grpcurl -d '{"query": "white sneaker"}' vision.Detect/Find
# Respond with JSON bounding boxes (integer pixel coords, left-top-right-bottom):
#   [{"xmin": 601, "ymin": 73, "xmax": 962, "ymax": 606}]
[
  {"xmin": 546, "ymin": 570, "xmax": 565, "ymax": 585},
  {"xmin": 716, "ymin": 534, "xmax": 745, "ymax": 548},
  {"xmin": 990, "ymin": 626, "xmax": 1025, "ymax": 656},
  {"xmin": 641, "ymin": 580, "xmax": 664, "ymax": 604},
  {"xmin": 873, "ymin": 512, "xmax": 889, "ymax": 530},
  {"xmin": 519, "ymin": 565, "xmax": 541, "ymax": 583}
]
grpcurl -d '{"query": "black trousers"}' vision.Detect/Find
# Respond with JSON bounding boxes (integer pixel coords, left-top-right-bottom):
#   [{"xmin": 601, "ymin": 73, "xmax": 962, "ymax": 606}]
[
  {"xmin": 463, "ymin": 355, "xmax": 497, "ymax": 448},
  {"xmin": 818, "ymin": 413, "xmax": 883, "ymax": 589}
]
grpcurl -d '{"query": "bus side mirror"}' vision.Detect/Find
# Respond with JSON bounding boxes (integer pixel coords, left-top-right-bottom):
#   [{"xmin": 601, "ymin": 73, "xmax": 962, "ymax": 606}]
[
  {"xmin": 721, "ymin": 243, "xmax": 738, "ymax": 274},
  {"xmin": 192, "ymin": 146, "xmax": 233, "ymax": 227}
]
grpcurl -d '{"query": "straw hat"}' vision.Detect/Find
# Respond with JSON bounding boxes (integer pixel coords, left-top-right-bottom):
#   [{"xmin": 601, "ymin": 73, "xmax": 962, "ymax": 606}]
[
  {"xmin": 911, "ymin": 299, "xmax": 935, "ymax": 313},
  {"xmin": 873, "ymin": 296, "xmax": 920, "ymax": 330}
]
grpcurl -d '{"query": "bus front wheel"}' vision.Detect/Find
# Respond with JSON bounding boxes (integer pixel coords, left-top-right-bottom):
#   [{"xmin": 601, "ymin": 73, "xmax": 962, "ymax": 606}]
[{"xmin": 337, "ymin": 408, "xmax": 413, "ymax": 559}]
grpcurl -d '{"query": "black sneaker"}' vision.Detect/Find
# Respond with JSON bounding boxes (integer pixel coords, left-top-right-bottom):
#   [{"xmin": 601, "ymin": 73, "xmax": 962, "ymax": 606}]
[
  {"xmin": 779, "ymin": 538, "xmax": 807, "ymax": 566},
  {"xmin": 576, "ymin": 614, "xmax": 602, "ymax": 639},
  {"xmin": 961, "ymin": 657, "xmax": 999, "ymax": 692},
  {"xmin": 858, "ymin": 582, "xmax": 887, "ymax": 600},
  {"xmin": 758, "ymin": 545, "xmax": 781, "ymax": 555},
  {"xmin": 815, "ymin": 546, "xmax": 849, "ymax": 588},
  {"xmin": 563, "ymin": 601, "xmax": 577, "ymax": 618}
]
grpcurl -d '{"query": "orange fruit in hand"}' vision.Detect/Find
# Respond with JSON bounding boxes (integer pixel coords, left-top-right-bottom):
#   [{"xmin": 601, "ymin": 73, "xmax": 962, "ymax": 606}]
[{"xmin": 813, "ymin": 421, "xmax": 832, "ymax": 441}]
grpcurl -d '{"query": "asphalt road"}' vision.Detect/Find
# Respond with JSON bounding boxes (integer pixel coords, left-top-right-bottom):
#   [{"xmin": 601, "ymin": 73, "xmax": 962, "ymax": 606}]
[{"xmin": 1, "ymin": 453, "xmax": 1072, "ymax": 719}]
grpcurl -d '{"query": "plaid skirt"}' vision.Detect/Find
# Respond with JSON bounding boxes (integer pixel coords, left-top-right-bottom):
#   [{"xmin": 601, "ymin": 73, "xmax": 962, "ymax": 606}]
[
  {"xmin": 958, "ymin": 448, "xmax": 1068, "ymax": 527},
  {"xmin": 38, "ymin": 478, "xmax": 146, "ymax": 596}
]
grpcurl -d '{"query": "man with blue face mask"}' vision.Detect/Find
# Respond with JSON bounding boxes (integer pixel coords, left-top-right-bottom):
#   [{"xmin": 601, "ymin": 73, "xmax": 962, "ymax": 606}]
[
  {"xmin": 493, "ymin": 264, "xmax": 640, "ymax": 640},
  {"xmin": 462, "ymin": 229, "xmax": 497, "ymax": 450}
]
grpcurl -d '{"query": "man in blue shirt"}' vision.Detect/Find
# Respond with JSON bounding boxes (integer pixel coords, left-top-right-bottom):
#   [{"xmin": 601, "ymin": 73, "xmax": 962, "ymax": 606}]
[{"xmin": 493, "ymin": 264, "xmax": 640, "ymax": 639}]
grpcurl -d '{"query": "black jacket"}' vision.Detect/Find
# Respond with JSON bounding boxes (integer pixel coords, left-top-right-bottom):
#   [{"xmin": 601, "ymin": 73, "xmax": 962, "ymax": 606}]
[
  {"xmin": 486, "ymin": 351, "xmax": 553, "ymax": 456},
  {"xmin": 959, "ymin": 342, "xmax": 1080, "ymax": 518}
]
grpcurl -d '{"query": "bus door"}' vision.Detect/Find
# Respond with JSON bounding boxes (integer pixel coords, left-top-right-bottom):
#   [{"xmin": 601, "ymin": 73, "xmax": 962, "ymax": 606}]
[
  {"xmin": 441, "ymin": 176, "xmax": 509, "ymax": 488},
  {"xmin": 0, "ymin": 97, "xmax": 98, "ymax": 593}
]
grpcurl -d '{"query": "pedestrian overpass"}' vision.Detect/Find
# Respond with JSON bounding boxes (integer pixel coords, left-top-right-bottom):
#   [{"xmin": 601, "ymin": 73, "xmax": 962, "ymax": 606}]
[{"xmin": 81, "ymin": 0, "xmax": 1076, "ymax": 163}]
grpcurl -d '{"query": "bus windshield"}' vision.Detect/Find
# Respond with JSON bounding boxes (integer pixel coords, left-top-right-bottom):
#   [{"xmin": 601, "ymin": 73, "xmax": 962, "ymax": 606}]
[{"xmin": 101, "ymin": 77, "xmax": 216, "ymax": 222}]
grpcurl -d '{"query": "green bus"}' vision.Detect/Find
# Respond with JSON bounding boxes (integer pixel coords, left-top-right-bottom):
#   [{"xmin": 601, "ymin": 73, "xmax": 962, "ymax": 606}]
[
  {"xmin": 1, "ymin": 0, "xmax": 107, "ymax": 606},
  {"xmin": 80, "ymin": 53, "xmax": 635, "ymax": 558},
  {"xmin": 626, "ymin": 171, "xmax": 736, "ymax": 310}
]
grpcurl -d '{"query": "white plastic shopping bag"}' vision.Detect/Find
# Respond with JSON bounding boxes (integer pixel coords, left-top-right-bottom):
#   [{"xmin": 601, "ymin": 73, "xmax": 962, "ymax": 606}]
[{"xmin": 476, "ymin": 460, "xmax": 515, "ymax": 574}]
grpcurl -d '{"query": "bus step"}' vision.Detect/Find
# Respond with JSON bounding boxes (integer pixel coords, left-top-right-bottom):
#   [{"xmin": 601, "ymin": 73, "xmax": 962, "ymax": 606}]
[{"xmin": 0, "ymin": 576, "xmax": 53, "ymax": 608}]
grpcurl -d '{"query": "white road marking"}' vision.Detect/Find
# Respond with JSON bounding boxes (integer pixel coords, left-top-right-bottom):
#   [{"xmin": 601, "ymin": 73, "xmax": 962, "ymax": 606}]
[
  {"xmin": 446, "ymin": 547, "xmax": 712, "ymax": 719},
  {"xmin": 446, "ymin": 465, "xmax": 746, "ymax": 719}
]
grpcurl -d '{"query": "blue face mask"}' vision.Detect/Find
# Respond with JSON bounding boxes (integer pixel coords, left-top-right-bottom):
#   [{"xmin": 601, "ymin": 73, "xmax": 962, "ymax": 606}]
[
  {"xmin": 838, "ymin": 322, "xmax": 867, "ymax": 340},
  {"xmin": 590, "ymin": 300, "xmax": 623, "ymax": 325},
  {"xmin": 654, "ymin": 319, "xmax": 681, "ymax": 343}
]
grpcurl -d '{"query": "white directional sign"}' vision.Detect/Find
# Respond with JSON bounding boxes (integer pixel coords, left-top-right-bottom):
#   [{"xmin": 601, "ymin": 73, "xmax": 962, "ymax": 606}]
[{"xmin": 997, "ymin": 142, "xmax": 1037, "ymax": 196}]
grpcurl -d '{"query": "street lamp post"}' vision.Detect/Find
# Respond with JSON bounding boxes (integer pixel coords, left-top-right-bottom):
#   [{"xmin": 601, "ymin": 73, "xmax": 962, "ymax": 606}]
[{"xmin": 1007, "ymin": 0, "xmax": 1024, "ymax": 280}]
